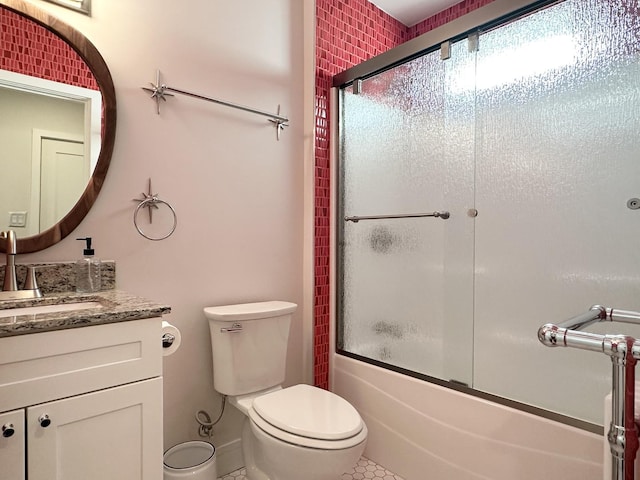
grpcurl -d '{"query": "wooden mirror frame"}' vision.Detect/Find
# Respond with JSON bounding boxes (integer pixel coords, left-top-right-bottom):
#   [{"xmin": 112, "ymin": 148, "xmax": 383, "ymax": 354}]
[{"xmin": 0, "ymin": 0, "xmax": 116, "ymax": 253}]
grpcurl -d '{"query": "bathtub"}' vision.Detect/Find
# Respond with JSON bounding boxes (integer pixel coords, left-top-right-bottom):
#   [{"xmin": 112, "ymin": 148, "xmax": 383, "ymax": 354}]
[{"xmin": 332, "ymin": 354, "xmax": 603, "ymax": 480}]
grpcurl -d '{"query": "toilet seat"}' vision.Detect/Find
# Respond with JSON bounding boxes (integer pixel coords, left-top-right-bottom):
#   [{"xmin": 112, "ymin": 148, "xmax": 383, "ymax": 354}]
[{"xmin": 248, "ymin": 384, "xmax": 367, "ymax": 450}]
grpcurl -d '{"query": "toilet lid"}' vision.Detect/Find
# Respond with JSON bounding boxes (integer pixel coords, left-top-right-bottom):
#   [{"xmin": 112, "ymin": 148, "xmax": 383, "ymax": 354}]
[
  {"xmin": 251, "ymin": 384, "xmax": 363, "ymax": 440},
  {"xmin": 203, "ymin": 301, "xmax": 297, "ymax": 321}
]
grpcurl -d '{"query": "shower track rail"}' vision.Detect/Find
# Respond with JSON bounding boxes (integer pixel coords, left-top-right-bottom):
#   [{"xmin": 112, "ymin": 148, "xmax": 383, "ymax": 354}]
[
  {"xmin": 538, "ymin": 305, "xmax": 640, "ymax": 480},
  {"xmin": 344, "ymin": 211, "xmax": 450, "ymax": 223}
]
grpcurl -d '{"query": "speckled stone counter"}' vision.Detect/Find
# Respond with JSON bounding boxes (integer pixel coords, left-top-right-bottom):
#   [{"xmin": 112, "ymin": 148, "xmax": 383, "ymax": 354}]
[
  {"xmin": 0, "ymin": 290, "xmax": 171, "ymax": 337},
  {"xmin": 0, "ymin": 261, "xmax": 116, "ymax": 293}
]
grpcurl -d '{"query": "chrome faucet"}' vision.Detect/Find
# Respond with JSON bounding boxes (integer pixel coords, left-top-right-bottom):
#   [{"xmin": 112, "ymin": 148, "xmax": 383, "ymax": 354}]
[
  {"xmin": 0, "ymin": 230, "xmax": 17, "ymax": 291},
  {"xmin": 0, "ymin": 230, "xmax": 42, "ymax": 300}
]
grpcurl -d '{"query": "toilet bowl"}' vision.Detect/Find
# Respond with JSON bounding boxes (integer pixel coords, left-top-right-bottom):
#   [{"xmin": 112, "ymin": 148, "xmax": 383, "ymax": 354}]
[
  {"xmin": 237, "ymin": 384, "xmax": 367, "ymax": 480},
  {"xmin": 205, "ymin": 301, "xmax": 368, "ymax": 480},
  {"xmin": 163, "ymin": 441, "xmax": 217, "ymax": 480}
]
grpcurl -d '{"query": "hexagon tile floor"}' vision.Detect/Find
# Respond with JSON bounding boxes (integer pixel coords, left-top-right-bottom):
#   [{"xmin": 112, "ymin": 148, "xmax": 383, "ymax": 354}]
[{"xmin": 218, "ymin": 457, "xmax": 404, "ymax": 480}]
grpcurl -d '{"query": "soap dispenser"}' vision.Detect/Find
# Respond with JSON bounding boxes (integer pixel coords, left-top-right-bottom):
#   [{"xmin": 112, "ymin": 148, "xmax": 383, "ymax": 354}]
[{"xmin": 76, "ymin": 237, "xmax": 101, "ymax": 293}]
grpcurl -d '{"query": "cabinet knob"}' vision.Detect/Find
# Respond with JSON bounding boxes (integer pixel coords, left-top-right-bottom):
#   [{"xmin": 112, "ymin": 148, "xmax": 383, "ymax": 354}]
[
  {"xmin": 38, "ymin": 414, "xmax": 51, "ymax": 428},
  {"xmin": 1, "ymin": 423, "xmax": 15, "ymax": 438}
]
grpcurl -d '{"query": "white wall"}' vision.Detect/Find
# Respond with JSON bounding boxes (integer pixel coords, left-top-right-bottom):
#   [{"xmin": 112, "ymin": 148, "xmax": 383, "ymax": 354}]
[{"xmin": 16, "ymin": 0, "xmax": 314, "ymax": 470}]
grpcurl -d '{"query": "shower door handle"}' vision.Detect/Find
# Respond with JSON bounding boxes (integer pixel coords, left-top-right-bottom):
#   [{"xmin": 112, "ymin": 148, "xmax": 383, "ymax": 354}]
[{"xmin": 344, "ymin": 211, "xmax": 450, "ymax": 223}]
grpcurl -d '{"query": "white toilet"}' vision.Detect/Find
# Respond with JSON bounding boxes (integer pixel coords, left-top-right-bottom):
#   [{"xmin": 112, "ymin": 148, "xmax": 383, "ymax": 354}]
[{"xmin": 204, "ymin": 301, "xmax": 367, "ymax": 480}]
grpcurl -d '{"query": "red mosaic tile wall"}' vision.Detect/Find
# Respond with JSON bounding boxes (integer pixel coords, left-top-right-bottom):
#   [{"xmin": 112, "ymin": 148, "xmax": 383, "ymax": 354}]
[
  {"xmin": 314, "ymin": 0, "xmax": 407, "ymax": 389},
  {"xmin": 314, "ymin": 0, "xmax": 495, "ymax": 389},
  {"xmin": 0, "ymin": 8, "xmax": 98, "ymax": 90},
  {"xmin": 409, "ymin": 0, "xmax": 496, "ymax": 37}
]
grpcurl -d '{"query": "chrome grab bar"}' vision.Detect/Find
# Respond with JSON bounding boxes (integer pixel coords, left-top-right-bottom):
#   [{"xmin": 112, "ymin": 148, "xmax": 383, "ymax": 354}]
[
  {"xmin": 344, "ymin": 211, "xmax": 450, "ymax": 223},
  {"xmin": 539, "ymin": 306, "xmax": 640, "ymax": 355},
  {"xmin": 538, "ymin": 305, "xmax": 640, "ymax": 480}
]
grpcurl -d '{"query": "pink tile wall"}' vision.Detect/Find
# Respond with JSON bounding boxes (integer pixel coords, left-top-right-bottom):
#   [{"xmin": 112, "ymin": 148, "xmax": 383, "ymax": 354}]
[
  {"xmin": 409, "ymin": 0, "xmax": 495, "ymax": 37},
  {"xmin": 315, "ymin": 0, "xmax": 407, "ymax": 389},
  {"xmin": 314, "ymin": 0, "xmax": 494, "ymax": 389},
  {"xmin": 0, "ymin": 7, "xmax": 98, "ymax": 90}
]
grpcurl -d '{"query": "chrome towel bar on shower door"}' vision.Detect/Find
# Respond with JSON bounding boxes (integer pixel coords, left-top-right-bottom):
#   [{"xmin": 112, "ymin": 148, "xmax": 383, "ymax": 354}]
[
  {"xmin": 538, "ymin": 305, "xmax": 640, "ymax": 480},
  {"xmin": 344, "ymin": 211, "xmax": 450, "ymax": 223}
]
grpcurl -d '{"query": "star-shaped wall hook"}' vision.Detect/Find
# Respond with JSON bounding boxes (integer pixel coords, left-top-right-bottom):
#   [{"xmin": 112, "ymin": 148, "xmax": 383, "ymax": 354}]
[
  {"xmin": 141, "ymin": 71, "xmax": 174, "ymax": 114},
  {"xmin": 132, "ymin": 178, "xmax": 160, "ymax": 224}
]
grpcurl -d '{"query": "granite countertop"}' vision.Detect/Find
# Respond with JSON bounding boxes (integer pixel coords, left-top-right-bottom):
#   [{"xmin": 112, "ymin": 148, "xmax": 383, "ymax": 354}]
[{"xmin": 0, "ymin": 290, "xmax": 171, "ymax": 337}]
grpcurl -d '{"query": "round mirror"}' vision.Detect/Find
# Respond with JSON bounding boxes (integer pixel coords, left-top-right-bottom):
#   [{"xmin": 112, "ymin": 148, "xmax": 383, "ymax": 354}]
[{"xmin": 0, "ymin": 0, "xmax": 116, "ymax": 253}]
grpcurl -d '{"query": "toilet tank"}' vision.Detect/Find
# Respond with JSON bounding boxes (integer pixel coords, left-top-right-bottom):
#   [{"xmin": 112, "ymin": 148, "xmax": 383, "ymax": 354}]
[{"xmin": 204, "ymin": 301, "xmax": 297, "ymax": 396}]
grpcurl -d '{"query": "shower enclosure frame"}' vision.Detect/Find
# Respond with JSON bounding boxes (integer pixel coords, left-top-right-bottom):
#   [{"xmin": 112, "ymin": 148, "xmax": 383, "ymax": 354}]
[
  {"xmin": 332, "ymin": 0, "xmax": 559, "ymax": 88},
  {"xmin": 331, "ymin": 0, "xmax": 606, "ymax": 435}
]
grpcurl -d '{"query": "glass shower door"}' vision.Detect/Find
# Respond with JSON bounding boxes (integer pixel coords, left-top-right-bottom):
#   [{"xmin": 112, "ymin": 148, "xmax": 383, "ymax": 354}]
[
  {"xmin": 338, "ymin": 40, "xmax": 476, "ymax": 385},
  {"xmin": 338, "ymin": 0, "xmax": 640, "ymax": 425},
  {"xmin": 472, "ymin": 0, "xmax": 640, "ymax": 424}
]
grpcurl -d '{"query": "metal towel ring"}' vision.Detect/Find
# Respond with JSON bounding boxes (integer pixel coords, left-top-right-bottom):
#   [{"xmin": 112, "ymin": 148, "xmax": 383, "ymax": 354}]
[{"xmin": 133, "ymin": 179, "xmax": 177, "ymax": 241}]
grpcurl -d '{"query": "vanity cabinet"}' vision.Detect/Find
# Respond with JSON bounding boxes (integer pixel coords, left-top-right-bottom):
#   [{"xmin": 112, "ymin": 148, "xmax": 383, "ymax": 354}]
[
  {"xmin": 0, "ymin": 317, "xmax": 163, "ymax": 480},
  {"xmin": 0, "ymin": 409, "xmax": 25, "ymax": 480}
]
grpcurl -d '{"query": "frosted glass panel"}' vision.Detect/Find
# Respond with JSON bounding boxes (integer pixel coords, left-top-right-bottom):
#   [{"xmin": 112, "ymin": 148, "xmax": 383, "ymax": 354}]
[
  {"xmin": 337, "ymin": 0, "xmax": 640, "ymax": 425},
  {"xmin": 339, "ymin": 41, "xmax": 475, "ymax": 384},
  {"xmin": 473, "ymin": 0, "xmax": 640, "ymax": 424}
]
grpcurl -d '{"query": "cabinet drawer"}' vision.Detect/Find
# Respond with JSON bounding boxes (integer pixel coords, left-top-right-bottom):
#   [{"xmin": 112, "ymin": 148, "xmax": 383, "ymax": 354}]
[{"xmin": 0, "ymin": 317, "xmax": 162, "ymax": 412}]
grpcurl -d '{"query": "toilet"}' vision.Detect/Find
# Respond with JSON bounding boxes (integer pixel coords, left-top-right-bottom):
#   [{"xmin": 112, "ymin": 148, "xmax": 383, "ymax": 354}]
[{"xmin": 204, "ymin": 301, "xmax": 367, "ymax": 480}]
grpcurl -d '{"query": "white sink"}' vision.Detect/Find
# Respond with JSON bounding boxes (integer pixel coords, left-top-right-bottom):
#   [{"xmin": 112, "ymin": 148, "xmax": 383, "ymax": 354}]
[{"xmin": 0, "ymin": 301, "xmax": 102, "ymax": 318}]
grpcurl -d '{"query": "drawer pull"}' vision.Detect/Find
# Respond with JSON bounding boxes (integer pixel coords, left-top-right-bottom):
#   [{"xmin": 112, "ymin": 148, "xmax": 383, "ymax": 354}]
[
  {"xmin": 1, "ymin": 423, "xmax": 14, "ymax": 438},
  {"xmin": 39, "ymin": 414, "xmax": 51, "ymax": 428}
]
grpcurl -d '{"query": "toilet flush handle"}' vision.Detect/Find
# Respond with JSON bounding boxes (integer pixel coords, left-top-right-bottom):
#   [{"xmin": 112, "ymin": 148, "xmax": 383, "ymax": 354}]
[{"xmin": 220, "ymin": 323, "xmax": 243, "ymax": 333}]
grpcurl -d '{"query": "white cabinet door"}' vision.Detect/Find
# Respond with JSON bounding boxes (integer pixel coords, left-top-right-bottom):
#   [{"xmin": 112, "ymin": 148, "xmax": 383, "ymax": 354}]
[
  {"xmin": 0, "ymin": 409, "xmax": 25, "ymax": 480},
  {"xmin": 28, "ymin": 377, "xmax": 163, "ymax": 480}
]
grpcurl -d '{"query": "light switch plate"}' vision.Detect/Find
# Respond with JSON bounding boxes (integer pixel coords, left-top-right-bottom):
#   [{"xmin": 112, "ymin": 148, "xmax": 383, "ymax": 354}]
[{"xmin": 8, "ymin": 211, "xmax": 27, "ymax": 227}]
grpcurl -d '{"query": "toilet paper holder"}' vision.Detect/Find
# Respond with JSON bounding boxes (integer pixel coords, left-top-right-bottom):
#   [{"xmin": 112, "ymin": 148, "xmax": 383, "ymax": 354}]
[{"xmin": 162, "ymin": 333, "xmax": 176, "ymax": 348}]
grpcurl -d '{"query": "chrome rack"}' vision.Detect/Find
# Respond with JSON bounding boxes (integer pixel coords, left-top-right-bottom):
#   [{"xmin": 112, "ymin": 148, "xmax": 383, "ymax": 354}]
[
  {"xmin": 538, "ymin": 306, "xmax": 640, "ymax": 480},
  {"xmin": 344, "ymin": 211, "xmax": 450, "ymax": 223},
  {"xmin": 142, "ymin": 70, "xmax": 289, "ymax": 140}
]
